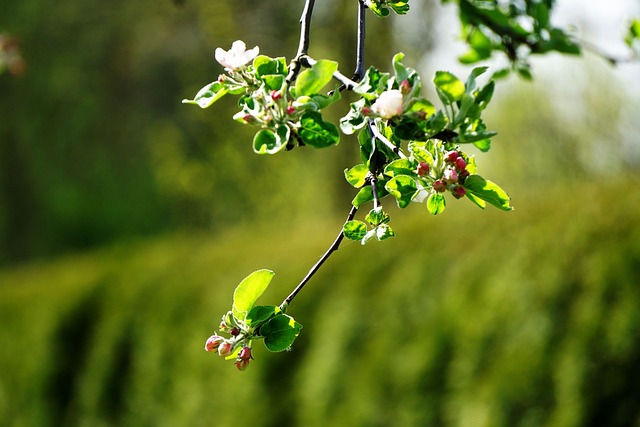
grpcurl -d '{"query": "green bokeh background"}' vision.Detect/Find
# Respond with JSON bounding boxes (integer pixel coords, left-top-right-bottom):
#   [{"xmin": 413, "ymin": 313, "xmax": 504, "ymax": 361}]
[{"xmin": 1, "ymin": 0, "xmax": 640, "ymax": 426}]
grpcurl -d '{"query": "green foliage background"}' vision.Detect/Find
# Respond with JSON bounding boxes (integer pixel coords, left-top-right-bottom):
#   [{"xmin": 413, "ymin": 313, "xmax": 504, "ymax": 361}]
[
  {"xmin": 1, "ymin": 0, "xmax": 640, "ymax": 425},
  {"xmin": 1, "ymin": 180, "xmax": 640, "ymax": 426}
]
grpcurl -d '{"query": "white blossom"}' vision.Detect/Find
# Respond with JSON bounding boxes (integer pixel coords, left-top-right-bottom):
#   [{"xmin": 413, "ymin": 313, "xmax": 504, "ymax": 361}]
[
  {"xmin": 371, "ymin": 89, "xmax": 404, "ymax": 119},
  {"xmin": 215, "ymin": 40, "xmax": 259, "ymax": 70}
]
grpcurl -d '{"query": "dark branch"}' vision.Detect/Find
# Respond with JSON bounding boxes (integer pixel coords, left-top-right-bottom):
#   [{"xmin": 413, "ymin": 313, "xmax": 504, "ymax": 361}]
[
  {"xmin": 354, "ymin": 0, "xmax": 366, "ymax": 81},
  {"xmin": 287, "ymin": 0, "xmax": 316, "ymax": 83},
  {"xmin": 279, "ymin": 205, "xmax": 358, "ymax": 309}
]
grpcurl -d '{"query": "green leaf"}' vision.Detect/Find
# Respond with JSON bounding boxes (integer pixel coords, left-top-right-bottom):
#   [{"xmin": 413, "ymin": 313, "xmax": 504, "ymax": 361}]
[
  {"xmin": 365, "ymin": 207, "xmax": 390, "ymax": 227},
  {"xmin": 433, "ymin": 71, "xmax": 465, "ymax": 104},
  {"xmin": 385, "ymin": 175, "xmax": 418, "ymax": 208},
  {"xmin": 299, "ymin": 111, "xmax": 340, "ymax": 148},
  {"xmin": 392, "ymin": 52, "xmax": 409, "ymax": 82},
  {"xmin": 351, "ymin": 181, "xmax": 389, "ymax": 208},
  {"xmin": 295, "ymin": 59, "xmax": 338, "ymax": 97},
  {"xmin": 253, "ymin": 55, "xmax": 287, "ymax": 76},
  {"xmin": 232, "ymin": 269, "xmax": 275, "ymax": 321},
  {"xmin": 426, "ymin": 193, "xmax": 446, "ymax": 215},
  {"xmin": 625, "ymin": 19, "xmax": 640, "ymax": 47},
  {"xmin": 253, "ymin": 126, "xmax": 290, "ymax": 154},
  {"xmin": 182, "ymin": 82, "xmax": 228, "ymax": 108},
  {"xmin": 375, "ymin": 223, "xmax": 396, "ymax": 241},
  {"xmin": 353, "ymin": 67, "xmax": 389, "ymax": 98},
  {"xmin": 246, "ymin": 305, "xmax": 281, "ymax": 328},
  {"xmin": 463, "ymin": 175, "xmax": 512, "ymax": 211},
  {"xmin": 343, "ymin": 220, "xmax": 368, "ymax": 241},
  {"xmin": 262, "ymin": 74, "xmax": 285, "ymax": 92},
  {"xmin": 310, "ymin": 90, "xmax": 341, "ymax": 110},
  {"xmin": 260, "ymin": 314, "xmax": 303, "ymax": 352},
  {"xmin": 384, "ymin": 158, "xmax": 415, "ymax": 177},
  {"xmin": 465, "ymin": 190, "xmax": 486, "ymax": 210},
  {"xmin": 345, "ymin": 164, "xmax": 369, "ymax": 188}
]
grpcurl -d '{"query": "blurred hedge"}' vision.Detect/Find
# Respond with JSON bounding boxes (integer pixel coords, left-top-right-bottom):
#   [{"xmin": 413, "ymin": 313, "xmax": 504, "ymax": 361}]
[{"xmin": 1, "ymin": 178, "xmax": 639, "ymax": 427}]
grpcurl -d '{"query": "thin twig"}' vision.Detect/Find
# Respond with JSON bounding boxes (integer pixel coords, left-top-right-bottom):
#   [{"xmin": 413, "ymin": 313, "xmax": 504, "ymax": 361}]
[
  {"xmin": 279, "ymin": 205, "xmax": 358, "ymax": 309},
  {"xmin": 287, "ymin": 0, "xmax": 316, "ymax": 83},
  {"xmin": 367, "ymin": 172, "xmax": 381, "ymax": 209},
  {"xmin": 354, "ymin": 0, "xmax": 367, "ymax": 81},
  {"xmin": 368, "ymin": 118, "xmax": 407, "ymax": 159}
]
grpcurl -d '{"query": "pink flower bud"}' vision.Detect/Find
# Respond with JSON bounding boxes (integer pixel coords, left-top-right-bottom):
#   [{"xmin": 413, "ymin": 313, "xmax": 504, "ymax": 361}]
[
  {"xmin": 400, "ymin": 79, "xmax": 411, "ymax": 94},
  {"xmin": 454, "ymin": 157, "xmax": 467, "ymax": 172},
  {"xmin": 243, "ymin": 114, "xmax": 255, "ymax": 123},
  {"xmin": 445, "ymin": 150, "xmax": 460, "ymax": 163},
  {"xmin": 204, "ymin": 334, "xmax": 225, "ymax": 352},
  {"xmin": 452, "ymin": 185, "xmax": 466, "ymax": 199},
  {"xmin": 238, "ymin": 346, "xmax": 252, "ymax": 360},
  {"xmin": 443, "ymin": 168, "xmax": 458, "ymax": 184},
  {"xmin": 230, "ymin": 327, "xmax": 240, "ymax": 336},
  {"xmin": 459, "ymin": 169, "xmax": 470, "ymax": 182},
  {"xmin": 217, "ymin": 74, "xmax": 225, "ymax": 83},
  {"xmin": 235, "ymin": 358, "xmax": 250, "ymax": 371},
  {"xmin": 218, "ymin": 341, "xmax": 234, "ymax": 357},
  {"xmin": 270, "ymin": 90, "xmax": 282, "ymax": 100},
  {"xmin": 433, "ymin": 180, "xmax": 446, "ymax": 192},
  {"xmin": 286, "ymin": 105, "xmax": 295, "ymax": 115},
  {"xmin": 417, "ymin": 161, "xmax": 430, "ymax": 177}
]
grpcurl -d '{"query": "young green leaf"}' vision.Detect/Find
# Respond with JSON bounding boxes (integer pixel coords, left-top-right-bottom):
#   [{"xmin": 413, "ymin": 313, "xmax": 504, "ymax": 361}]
[
  {"xmin": 433, "ymin": 71, "xmax": 465, "ymax": 104},
  {"xmin": 232, "ymin": 269, "xmax": 275, "ymax": 320},
  {"xmin": 260, "ymin": 314, "xmax": 303, "ymax": 352},
  {"xmin": 463, "ymin": 175, "xmax": 512, "ymax": 211},
  {"xmin": 345, "ymin": 164, "xmax": 369, "ymax": 188},
  {"xmin": 295, "ymin": 59, "xmax": 338, "ymax": 97},
  {"xmin": 426, "ymin": 193, "xmax": 446, "ymax": 215},
  {"xmin": 298, "ymin": 111, "xmax": 340, "ymax": 148},
  {"xmin": 375, "ymin": 223, "xmax": 396, "ymax": 241},
  {"xmin": 182, "ymin": 82, "xmax": 228, "ymax": 109},
  {"xmin": 253, "ymin": 126, "xmax": 290, "ymax": 154},
  {"xmin": 365, "ymin": 207, "xmax": 390, "ymax": 227},
  {"xmin": 385, "ymin": 175, "xmax": 418, "ymax": 208},
  {"xmin": 343, "ymin": 220, "xmax": 368, "ymax": 241},
  {"xmin": 246, "ymin": 305, "xmax": 281, "ymax": 328}
]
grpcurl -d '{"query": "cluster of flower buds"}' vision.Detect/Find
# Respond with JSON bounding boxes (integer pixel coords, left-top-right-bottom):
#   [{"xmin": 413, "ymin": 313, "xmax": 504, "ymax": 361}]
[
  {"xmin": 432, "ymin": 150, "xmax": 470, "ymax": 199},
  {"xmin": 203, "ymin": 310, "xmax": 255, "ymax": 371},
  {"xmin": 204, "ymin": 332, "xmax": 254, "ymax": 371}
]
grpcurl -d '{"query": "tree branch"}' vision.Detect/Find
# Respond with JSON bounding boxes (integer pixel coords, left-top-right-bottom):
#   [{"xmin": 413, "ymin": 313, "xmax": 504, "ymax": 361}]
[
  {"xmin": 354, "ymin": 0, "xmax": 367, "ymax": 81},
  {"xmin": 287, "ymin": 0, "xmax": 316, "ymax": 83},
  {"xmin": 279, "ymin": 205, "xmax": 358, "ymax": 310},
  {"xmin": 368, "ymin": 118, "xmax": 407, "ymax": 159}
]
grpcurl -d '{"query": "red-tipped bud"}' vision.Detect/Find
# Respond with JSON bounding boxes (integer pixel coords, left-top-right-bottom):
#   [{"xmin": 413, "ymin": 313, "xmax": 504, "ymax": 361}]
[
  {"xmin": 238, "ymin": 346, "xmax": 252, "ymax": 361},
  {"xmin": 454, "ymin": 157, "xmax": 467, "ymax": 172},
  {"xmin": 243, "ymin": 114, "xmax": 255, "ymax": 123},
  {"xmin": 361, "ymin": 106, "xmax": 372, "ymax": 116},
  {"xmin": 433, "ymin": 180, "xmax": 447, "ymax": 193},
  {"xmin": 459, "ymin": 169, "xmax": 470, "ymax": 182},
  {"xmin": 286, "ymin": 105, "xmax": 295, "ymax": 115},
  {"xmin": 235, "ymin": 358, "xmax": 250, "ymax": 371},
  {"xmin": 417, "ymin": 161, "xmax": 430, "ymax": 177},
  {"xmin": 230, "ymin": 327, "xmax": 240, "ymax": 336},
  {"xmin": 452, "ymin": 185, "xmax": 466, "ymax": 199},
  {"xmin": 217, "ymin": 74, "xmax": 225, "ymax": 83},
  {"xmin": 445, "ymin": 150, "xmax": 460, "ymax": 163},
  {"xmin": 400, "ymin": 79, "xmax": 411, "ymax": 94},
  {"xmin": 443, "ymin": 168, "xmax": 458, "ymax": 184},
  {"xmin": 204, "ymin": 334, "xmax": 225, "ymax": 352},
  {"xmin": 217, "ymin": 341, "xmax": 234, "ymax": 357},
  {"xmin": 270, "ymin": 90, "xmax": 282, "ymax": 100}
]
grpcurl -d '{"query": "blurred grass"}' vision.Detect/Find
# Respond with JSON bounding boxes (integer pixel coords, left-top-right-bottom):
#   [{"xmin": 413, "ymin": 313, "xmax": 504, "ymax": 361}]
[{"xmin": 1, "ymin": 177, "xmax": 639, "ymax": 427}]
